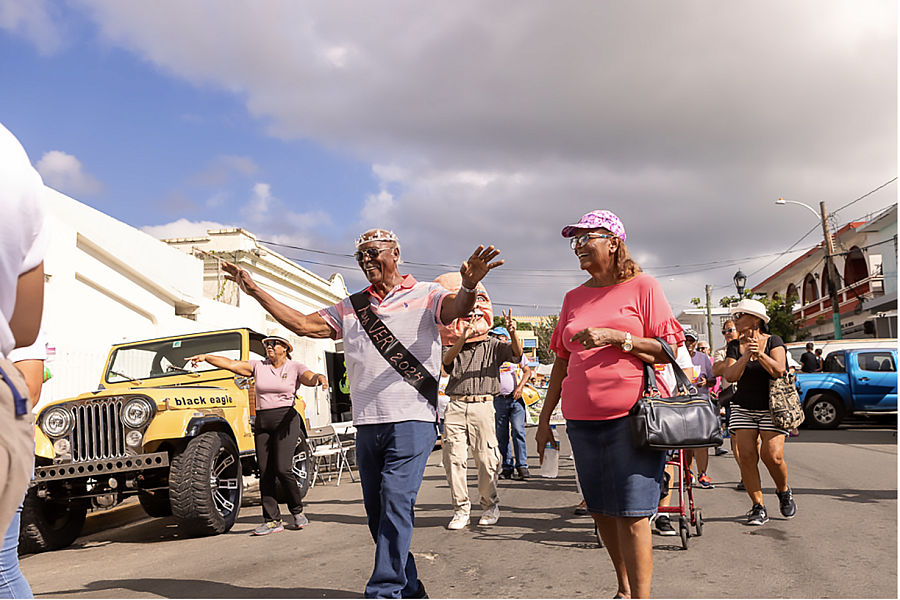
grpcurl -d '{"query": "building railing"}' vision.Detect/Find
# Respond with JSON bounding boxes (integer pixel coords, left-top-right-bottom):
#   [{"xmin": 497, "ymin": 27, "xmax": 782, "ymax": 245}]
[{"xmin": 793, "ymin": 274, "xmax": 884, "ymax": 326}]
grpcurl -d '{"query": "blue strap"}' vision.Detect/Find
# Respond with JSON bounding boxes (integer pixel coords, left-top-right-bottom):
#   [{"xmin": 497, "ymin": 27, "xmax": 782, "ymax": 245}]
[{"xmin": 0, "ymin": 362, "xmax": 28, "ymax": 416}]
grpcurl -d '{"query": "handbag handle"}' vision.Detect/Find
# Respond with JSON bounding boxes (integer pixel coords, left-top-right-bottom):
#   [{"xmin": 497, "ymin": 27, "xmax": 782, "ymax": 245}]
[{"xmin": 642, "ymin": 337, "xmax": 698, "ymax": 398}]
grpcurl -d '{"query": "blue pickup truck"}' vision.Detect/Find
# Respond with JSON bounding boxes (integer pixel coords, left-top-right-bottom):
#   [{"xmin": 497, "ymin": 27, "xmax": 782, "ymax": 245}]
[{"xmin": 795, "ymin": 347, "xmax": 897, "ymax": 428}]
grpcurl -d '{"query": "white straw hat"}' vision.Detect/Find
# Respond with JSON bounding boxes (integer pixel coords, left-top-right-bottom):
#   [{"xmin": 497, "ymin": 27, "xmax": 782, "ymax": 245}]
[{"xmin": 729, "ymin": 299, "xmax": 770, "ymax": 324}]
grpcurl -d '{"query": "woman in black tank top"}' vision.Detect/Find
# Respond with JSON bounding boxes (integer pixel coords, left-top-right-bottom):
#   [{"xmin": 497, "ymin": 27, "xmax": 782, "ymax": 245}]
[{"xmin": 723, "ymin": 299, "xmax": 797, "ymax": 526}]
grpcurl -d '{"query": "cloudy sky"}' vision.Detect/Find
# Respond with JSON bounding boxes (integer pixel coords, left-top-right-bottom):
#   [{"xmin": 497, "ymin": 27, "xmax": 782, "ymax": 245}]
[{"xmin": 1, "ymin": 0, "xmax": 895, "ymax": 316}]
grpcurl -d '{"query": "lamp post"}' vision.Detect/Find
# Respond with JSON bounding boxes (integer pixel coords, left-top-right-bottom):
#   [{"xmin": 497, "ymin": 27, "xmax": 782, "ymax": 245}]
[
  {"xmin": 733, "ymin": 270, "xmax": 747, "ymax": 298},
  {"xmin": 775, "ymin": 198, "xmax": 842, "ymax": 340}
]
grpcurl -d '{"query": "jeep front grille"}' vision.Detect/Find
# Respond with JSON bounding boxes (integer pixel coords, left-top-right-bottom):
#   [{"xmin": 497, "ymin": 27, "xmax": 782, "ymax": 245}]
[{"xmin": 72, "ymin": 400, "xmax": 126, "ymax": 461}]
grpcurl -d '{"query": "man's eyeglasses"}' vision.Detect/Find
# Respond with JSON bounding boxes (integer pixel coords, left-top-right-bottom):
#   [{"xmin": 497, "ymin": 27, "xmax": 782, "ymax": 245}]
[
  {"xmin": 569, "ymin": 233, "xmax": 614, "ymax": 250},
  {"xmin": 354, "ymin": 247, "xmax": 393, "ymax": 262},
  {"xmin": 721, "ymin": 327, "xmax": 736, "ymax": 335}
]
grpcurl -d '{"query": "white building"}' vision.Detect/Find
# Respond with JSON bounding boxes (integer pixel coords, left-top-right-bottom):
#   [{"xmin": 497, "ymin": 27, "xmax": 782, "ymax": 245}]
[
  {"xmin": 675, "ymin": 307, "xmax": 733, "ymax": 351},
  {"xmin": 39, "ymin": 188, "xmax": 348, "ymax": 425},
  {"xmin": 752, "ymin": 205, "xmax": 896, "ymax": 340}
]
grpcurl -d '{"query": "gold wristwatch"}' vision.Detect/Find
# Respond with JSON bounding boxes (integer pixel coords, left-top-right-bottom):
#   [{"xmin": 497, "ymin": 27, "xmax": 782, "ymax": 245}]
[{"xmin": 622, "ymin": 332, "xmax": 633, "ymax": 352}]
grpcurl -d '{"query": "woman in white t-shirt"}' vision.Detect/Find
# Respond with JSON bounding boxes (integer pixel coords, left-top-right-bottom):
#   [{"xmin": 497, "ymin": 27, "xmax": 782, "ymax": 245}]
[{"xmin": 188, "ymin": 336, "xmax": 326, "ymax": 536}]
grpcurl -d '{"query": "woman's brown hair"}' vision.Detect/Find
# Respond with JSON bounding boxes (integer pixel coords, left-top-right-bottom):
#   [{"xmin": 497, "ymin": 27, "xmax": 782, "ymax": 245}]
[{"xmin": 613, "ymin": 240, "xmax": 642, "ymax": 282}]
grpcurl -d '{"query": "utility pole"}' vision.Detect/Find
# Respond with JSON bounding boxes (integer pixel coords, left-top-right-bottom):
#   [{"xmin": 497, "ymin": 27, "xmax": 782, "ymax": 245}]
[
  {"xmin": 705, "ymin": 284, "xmax": 714, "ymax": 348},
  {"xmin": 820, "ymin": 201, "xmax": 843, "ymax": 340}
]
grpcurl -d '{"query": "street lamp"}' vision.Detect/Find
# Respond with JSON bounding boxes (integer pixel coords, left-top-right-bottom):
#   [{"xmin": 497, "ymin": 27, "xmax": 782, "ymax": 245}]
[
  {"xmin": 733, "ymin": 270, "xmax": 747, "ymax": 298},
  {"xmin": 776, "ymin": 197, "xmax": 821, "ymax": 219},
  {"xmin": 775, "ymin": 197, "xmax": 842, "ymax": 340}
]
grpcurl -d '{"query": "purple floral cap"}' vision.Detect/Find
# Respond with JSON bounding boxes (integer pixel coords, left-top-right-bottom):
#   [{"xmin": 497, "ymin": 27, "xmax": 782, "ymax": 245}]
[{"xmin": 561, "ymin": 210, "xmax": 626, "ymax": 241}]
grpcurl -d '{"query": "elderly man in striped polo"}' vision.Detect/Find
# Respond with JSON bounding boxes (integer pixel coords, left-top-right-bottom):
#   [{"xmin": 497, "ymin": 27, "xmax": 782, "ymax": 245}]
[{"xmin": 223, "ymin": 229, "xmax": 503, "ymax": 599}]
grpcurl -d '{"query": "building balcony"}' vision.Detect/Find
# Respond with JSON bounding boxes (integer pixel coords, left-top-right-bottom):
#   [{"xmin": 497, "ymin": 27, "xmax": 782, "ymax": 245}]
[{"xmin": 794, "ymin": 274, "xmax": 884, "ymax": 328}]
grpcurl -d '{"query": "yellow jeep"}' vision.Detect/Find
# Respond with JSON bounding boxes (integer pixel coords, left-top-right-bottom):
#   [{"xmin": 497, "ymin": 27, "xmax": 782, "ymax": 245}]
[{"xmin": 23, "ymin": 328, "xmax": 311, "ymax": 553}]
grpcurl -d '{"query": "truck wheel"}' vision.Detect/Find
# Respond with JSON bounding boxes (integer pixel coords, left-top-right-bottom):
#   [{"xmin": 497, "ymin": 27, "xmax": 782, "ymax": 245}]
[
  {"xmin": 805, "ymin": 394, "xmax": 845, "ymax": 429},
  {"xmin": 138, "ymin": 490, "xmax": 172, "ymax": 518},
  {"xmin": 169, "ymin": 432, "xmax": 242, "ymax": 536},
  {"xmin": 274, "ymin": 435, "xmax": 312, "ymax": 503},
  {"xmin": 18, "ymin": 488, "xmax": 87, "ymax": 554}
]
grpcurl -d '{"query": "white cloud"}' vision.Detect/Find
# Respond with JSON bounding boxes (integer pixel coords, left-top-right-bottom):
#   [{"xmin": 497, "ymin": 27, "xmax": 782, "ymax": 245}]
[
  {"xmin": 241, "ymin": 182, "xmax": 272, "ymax": 222},
  {"xmin": 35, "ymin": 150, "xmax": 105, "ymax": 196},
  {"xmin": 0, "ymin": 0, "xmax": 64, "ymax": 54},
  {"xmin": 361, "ymin": 190, "xmax": 395, "ymax": 222},
  {"xmin": 61, "ymin": 1, "xmax": 898, "ymax": 312},
  {"xmin": 141, "ymin": 218, "xmax": 235, "ymax": 240}
]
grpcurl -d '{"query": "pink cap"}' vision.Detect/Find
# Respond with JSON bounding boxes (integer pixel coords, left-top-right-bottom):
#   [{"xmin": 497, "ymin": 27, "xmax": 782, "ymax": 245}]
[{"xmin": 561, "ymin": 210, "xmax": 626, "ymax": 240}]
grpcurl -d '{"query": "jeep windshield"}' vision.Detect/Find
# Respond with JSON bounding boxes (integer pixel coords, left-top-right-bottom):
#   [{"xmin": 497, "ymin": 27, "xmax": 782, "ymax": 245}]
[{"xmin": 106, "ymin": 332, "xmax": 248, "ymax": 384}]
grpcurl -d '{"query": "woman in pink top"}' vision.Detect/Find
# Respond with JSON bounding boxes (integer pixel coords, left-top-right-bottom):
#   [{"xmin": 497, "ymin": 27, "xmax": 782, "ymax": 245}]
[
  {"xmin": 188, "ymin": 336, "xmax": 327, "ymax": 536},
  {"xmin": 536, "ymin": 211, "xmax": 684, "ymax": 600}
]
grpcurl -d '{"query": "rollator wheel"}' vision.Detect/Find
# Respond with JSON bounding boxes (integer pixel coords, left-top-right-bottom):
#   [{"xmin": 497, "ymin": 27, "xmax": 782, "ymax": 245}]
[
  {"xmin": 679, "ymin": 516, "xmax": 690, "ymax": 550},
  {"xmin": 694, "ymin": 509, "xmax": 703, "ymax": 536}
]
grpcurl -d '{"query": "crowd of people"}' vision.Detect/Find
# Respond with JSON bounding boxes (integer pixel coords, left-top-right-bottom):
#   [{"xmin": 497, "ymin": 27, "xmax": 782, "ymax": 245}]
[{"xmin": 1, "ymin": 114, "xmax": 803, "ymax": 599}]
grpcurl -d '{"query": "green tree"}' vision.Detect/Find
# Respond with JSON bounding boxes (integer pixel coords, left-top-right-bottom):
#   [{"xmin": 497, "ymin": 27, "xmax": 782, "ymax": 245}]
[
  {"xmin": 492, "ymin": 315, "xmax": 532, "ymax": 331},
  {"xmin": 534, "ymin": 314, "xmax": 559, "ymax": 364},
  {"xmin": 719, "ymin": 291, "xmax": 807, "ymax": 343}
]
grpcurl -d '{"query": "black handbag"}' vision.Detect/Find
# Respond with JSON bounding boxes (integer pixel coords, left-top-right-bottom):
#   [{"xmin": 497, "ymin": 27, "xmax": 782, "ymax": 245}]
[{"xmin": 628, "ymin": 338, "xmax": 724, "ymax": 450}]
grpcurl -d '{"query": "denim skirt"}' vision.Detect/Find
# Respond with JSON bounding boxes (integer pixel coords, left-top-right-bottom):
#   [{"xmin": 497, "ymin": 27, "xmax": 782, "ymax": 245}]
[{"xmin": 567, "ymin": 417, "xmax": 667, "ymax": 518}]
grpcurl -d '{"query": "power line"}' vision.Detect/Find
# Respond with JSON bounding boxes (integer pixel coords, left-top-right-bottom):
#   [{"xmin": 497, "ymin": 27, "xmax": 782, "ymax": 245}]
[{"xmin": 832, "ymin": 177, "xmax": 897, "ymax": 215}]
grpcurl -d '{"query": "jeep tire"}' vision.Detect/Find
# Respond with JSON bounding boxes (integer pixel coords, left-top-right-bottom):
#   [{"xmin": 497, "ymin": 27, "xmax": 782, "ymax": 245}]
[
  {"xmin": 138, "ymin": 490, "xmax": 172, "ymax": 518},
  {"xmin": 169, "ymin": 432, "xmax": 242, "ymax": 536},
  {"xmin": 18, "ymin": 488, "xmax": 87, "ymax": 554},
  {"xmin": 274, "ymin": 435, "xmax": 312, "ymax": 503}
]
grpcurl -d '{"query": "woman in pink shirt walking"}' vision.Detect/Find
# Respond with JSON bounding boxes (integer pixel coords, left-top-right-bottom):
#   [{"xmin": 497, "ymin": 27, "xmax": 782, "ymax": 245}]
[
  {"xmin": 188, "ymin": 335, "xmax": 327, "ymax": 535},
  {"xmin": 537, "ymin": 211, "xmax": 684, "ymax": 599}
]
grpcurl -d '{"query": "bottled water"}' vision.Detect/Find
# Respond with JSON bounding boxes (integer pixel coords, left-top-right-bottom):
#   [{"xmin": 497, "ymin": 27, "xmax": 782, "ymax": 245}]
[{"xmin": 541, "ymin": 425, "xmax": 559, "ymax": 478}]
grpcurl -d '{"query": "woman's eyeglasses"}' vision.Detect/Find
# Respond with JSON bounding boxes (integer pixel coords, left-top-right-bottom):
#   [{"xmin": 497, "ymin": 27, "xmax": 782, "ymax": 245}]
[
  {"xmin": 569, "ymin": 233, "xmax": 614, "ymax": 250},
  {"xmin": 721, "ymin": 327, "xmax": 736, "ymax": 335},
  {"xmin": 263, "ymin": 340, "xmax": 281, "ymax": 349},
  {"xmin": 732, "ymin": 312, "xmax": 746, "ymax": 320},
  {"xmin": 354, "ymin": 247, "xmax": 393, "ymax": 262}
]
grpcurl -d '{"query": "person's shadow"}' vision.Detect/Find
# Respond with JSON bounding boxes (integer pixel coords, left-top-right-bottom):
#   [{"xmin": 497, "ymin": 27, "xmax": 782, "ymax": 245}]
[{"xmin": 44, "ymin": 578, "xmax": 359, "ymax": 599}]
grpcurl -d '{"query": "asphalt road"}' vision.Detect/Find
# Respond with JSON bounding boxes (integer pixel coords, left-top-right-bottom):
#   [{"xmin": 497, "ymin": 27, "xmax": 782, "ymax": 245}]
[{"xmin": 21, "ymin": 419, "xmax": 897, "ymax": 599}]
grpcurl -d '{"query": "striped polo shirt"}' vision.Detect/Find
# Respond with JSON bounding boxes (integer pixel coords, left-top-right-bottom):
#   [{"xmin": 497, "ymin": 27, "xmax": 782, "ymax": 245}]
[{"xmin": 318, "ymin": 274, "xmax": 451, "ymax": 426}]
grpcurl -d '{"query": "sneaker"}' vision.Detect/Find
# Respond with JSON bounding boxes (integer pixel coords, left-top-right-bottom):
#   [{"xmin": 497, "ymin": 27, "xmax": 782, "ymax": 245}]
[
  {"xmin": 478, "ymin": 503, "xmax": 500, "ymax": 525},
  {"xmin": 514, "ymin": 466, "xmax": 531, "ymax": 480},
  {"xmin": 697, "ymin": 472, "xmax": 714, "ymax": 489},
  {"xmin": 654, "ymin": 514, "xmax": 677, "ymax": 536},
  {"xmin": 252, "ymin": 520, "xmax": 284, "ymax": 535},
  {"xmin": 685, "ymin": 469, "xmax": 695, "ymax": 487},
  {"xmin": 574, "ymin": 500, "xmax": 588, "ymax": 516},
  {"xmin": 447, "ymin": 512, "xmax": 469, "ymax": 530},
  {"xmin": 746, "ymin": 504, "xmax": 769, "ymax": 526},
  {"xmin": 714, "ymin": 446, "xmax": 728, "ymax": 456},
  {"xmin": 500, "ymin": 468, "xmax": 513, "ymax": 480},
  {"xmin": 736, "ymin": 480, "xmax": 745, "ymax": 491},
  {"xmin": 776, "ymin": 488, "xmax": 797, "ymax": 518},
  {"xmin": 288, "ymin": 513, "xmax": 309, "ymax": 530}
]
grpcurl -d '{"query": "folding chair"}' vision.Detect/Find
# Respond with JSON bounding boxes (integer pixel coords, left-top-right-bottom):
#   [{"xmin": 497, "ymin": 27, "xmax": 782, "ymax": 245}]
[{"xmin": 308, "ymin": 424, "xmax": 356, "ymax": 486}]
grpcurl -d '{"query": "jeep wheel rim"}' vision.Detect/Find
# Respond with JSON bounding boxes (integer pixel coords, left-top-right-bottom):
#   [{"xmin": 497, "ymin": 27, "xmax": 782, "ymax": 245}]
[
  {"xmin": 210, "ymin": 445, "xmax": 240, "ymax": 517},
  {"xmin": 291, "ymin": 448, "xmax": 309, "ymax": 486}
]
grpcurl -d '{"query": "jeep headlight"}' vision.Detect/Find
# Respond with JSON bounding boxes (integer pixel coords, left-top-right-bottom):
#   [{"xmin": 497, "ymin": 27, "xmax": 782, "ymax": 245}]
[
  {"xmin": 43, "ymin": 407, "xmax": 73, "ymax": 437},
  {"xmin": 122, "ymin": 397, "xmax": 153, "ymax": 428}
]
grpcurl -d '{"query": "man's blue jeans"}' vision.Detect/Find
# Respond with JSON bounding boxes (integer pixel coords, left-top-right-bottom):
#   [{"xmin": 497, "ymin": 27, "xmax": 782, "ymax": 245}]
[
  {"xmin": 0, "ymin": 503, "xmax": 33, "ymax": 599},
  {"xmin": 356, "ymin": 420, "xmax": 437, "ymax": 599},
  {"xmin": 493, "ymin": 395, "xmax": 528, "ymax": 470}
]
